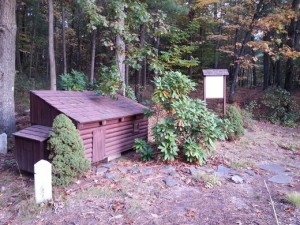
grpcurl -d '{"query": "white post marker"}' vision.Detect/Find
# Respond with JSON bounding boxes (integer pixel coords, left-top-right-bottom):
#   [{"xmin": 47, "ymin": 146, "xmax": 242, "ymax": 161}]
[
  {"xmin": 0, "ymin": 133, "xmax": 7, "ymax": 154},
  {"xmin": 34, "ymin": 160, "xmax": 52, "ymax": 204}
]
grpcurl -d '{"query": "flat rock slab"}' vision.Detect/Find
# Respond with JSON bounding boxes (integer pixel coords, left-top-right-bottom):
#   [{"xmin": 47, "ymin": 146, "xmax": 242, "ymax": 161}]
[
  {"xmin": 96, "ymin": 167, "xmax": 108, "ymax": 174},
  {"xmin": 102, "ymin": 164, "xmax": 114, "ymax": 169},
  {"xmin": 259, "ymin": 164, "xmax": 286, "ymax": 174},
  {"xmin": 268, "ymin": 174, "xmax": 293, "ymax": 184},
  {"xmin": 215, "ymin": 165, "xmax": 236, "ymax": 177},
  {"xmin": 117, "ymin": 167, "xmax": 128, "ymax": 173},
  {"xmin": 164, "ymin": 178, "xmax": 178, "ymax": 187},
  {"xmin": 160, "ymin": 165, "xmax": 175, "ymax": 173},
  {"xmin": 231, "ymin": 175, "xmax": 244, "ymax": 184},
  {"xmin": 141, "ymin": 169, "xmax": 153, "ymax": 175},
  {"xmin": 245, "ymin": 169, "xmax": 256, "ymax": 176},
  {"xmin": 128, "ymin": 168, "xmax": 140, "ymax": 174},
  {"xmin": 105, "ymin": 172, "xmax": 116, "ymax": 180}
]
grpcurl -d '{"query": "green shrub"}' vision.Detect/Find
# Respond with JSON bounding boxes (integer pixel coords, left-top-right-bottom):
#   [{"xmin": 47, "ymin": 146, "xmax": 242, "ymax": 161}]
[
  {"xmin": 183, "ymin": 138, "xmax": 206, "ymax": 164},
  {"xmin": 152, "ymin": 71, "xmax": 196, "ymax": 113},
  {"xmin": 225, "ymin": 105, "xmax": 244, "ymax": 140},
  {"xmin": 60, "ymin": 69, "xmax": 87, "ymax": 91},
  {"xmin": 95, "ymin": 65, "xmax": 123, "ymax": 99},
  {"xmin": 48, "ymin": 114, "xmax": 90, "ymax": 186},
  {"xmin": 261, "ymin": 88, "xmax": 299, "ymax": 127},
  {"xmin": 153, "ymin": 118, "xmax": 179, "ymax": 161},
  {"xmin": 151, "ymin": 71, "xmax": 227, "ymax": 163},
  {"xmin": 133, "ymin": 138, "xmax": 154, "ymax": 161}
]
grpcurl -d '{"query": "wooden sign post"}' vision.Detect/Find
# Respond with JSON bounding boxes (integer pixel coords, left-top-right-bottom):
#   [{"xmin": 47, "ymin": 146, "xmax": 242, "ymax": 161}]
[{"xmin": 202, "ymin": 69, "xmax": 229, "ymax": 115}]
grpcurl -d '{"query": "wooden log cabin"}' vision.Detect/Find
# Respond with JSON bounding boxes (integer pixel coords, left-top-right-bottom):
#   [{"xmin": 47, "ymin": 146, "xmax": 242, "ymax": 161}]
[{"xmin": 13, "ymin": 91, "xmax": 148, "ymax": 173}]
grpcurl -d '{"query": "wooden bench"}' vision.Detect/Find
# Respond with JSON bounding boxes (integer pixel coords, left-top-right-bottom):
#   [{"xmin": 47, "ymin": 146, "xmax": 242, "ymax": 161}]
[{"xmin": 13, "ymin": 125, "xmax": 52, "ymax": 173}]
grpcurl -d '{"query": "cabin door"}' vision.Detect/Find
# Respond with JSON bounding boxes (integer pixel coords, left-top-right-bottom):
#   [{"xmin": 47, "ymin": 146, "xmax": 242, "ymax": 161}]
[{"xmin": 92, "ymin": 127, "xmax": 105, "ymax": 162}]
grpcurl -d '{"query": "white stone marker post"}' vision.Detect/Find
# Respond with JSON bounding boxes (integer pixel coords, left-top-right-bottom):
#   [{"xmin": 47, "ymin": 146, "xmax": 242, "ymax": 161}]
[
  {"xmin": 34, "ymin": 160, "xmax": 52, "ymax": 204},
  {"xmin": 0, "ymin": 133, "xmax": 7, "ymax": 154}
]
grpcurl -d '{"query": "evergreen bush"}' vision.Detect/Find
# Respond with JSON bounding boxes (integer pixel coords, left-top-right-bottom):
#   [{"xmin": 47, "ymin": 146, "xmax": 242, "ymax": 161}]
[
  {"xmin": 225, "ymin": 105, "xmax": 244, "ymax": 140},
  {"xmin": 261, "ymin": 88, "xmax": 299, "ymax": 127},
  {"xmin": 48, "ymin": 114, "xmax": 90, "ymax": 186}
]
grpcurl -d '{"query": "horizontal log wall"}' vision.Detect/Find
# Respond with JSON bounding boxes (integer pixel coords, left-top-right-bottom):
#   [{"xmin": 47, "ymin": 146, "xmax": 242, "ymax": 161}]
[{"xmin": 79, "ymin": 116, "xmax": 148, "ymax": 162}]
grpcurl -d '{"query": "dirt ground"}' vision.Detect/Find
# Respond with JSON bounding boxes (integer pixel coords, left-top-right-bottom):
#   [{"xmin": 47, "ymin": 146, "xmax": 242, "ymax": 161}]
[
  {"xmin": 1, "ymin": 87, "xmax": 300, "ymax": 225},
  {"xmin": 1, "ymin": 121, "xmax": 300, "ymax": 225}
]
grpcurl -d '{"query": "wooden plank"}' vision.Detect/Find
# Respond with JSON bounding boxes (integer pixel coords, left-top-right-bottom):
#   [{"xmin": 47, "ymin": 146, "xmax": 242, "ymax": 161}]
[
  {"xmin": 105, "ymin": 124, "xmax": 133, "ymax": 134},
  {"xmin": 106, "ymin": 128, "xmax": 147, "ymax": 144},
  {"xmin": 83, "ymin": 138, "xmax": 92, "ymax": 145},
  {"xmin": 17, "ymin": 129, "xmax": 49, "ymax": 139},
  {"xmin": 84, "ymin": 143, "xmax": 93, "ymax": 149},
  {"xmin": 105, "ymin": 132, "xmax": 147, "ymax": 148},
  {"xmin": 105, "ymin": 135, "xmax": 147, "ymax": 155},
  {"xmin": 92, "ymin": 128, "xmax": 105, "ymax": 162},
  {"xmin": 13, "ymin": 132, "xmax": 46, "ymax": 142},
  {"xmin": 81, "ymin": 133, "xmax": 93, "ymax": 140}
]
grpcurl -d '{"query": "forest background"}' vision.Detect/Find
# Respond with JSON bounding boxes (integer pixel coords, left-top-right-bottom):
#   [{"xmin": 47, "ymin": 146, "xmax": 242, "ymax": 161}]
[{"xmin": 0, "ymin": 0, "xmax": 299, "ymax": 136}]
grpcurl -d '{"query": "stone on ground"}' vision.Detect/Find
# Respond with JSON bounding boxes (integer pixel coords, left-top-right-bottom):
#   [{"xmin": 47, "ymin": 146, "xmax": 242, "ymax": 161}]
[
  {"xmin": 268, "ymin": 174, "xmax": 293, "ymax": 184},
  {"xmin": 259, "ymin": 164, "xmax": 286, "ymax": 174},
  {"xmin": 96, "ymin": 167, "xmax": 108, "ymax": 174},
  {"xmin": 231, "ymin": 175, "xmax": 244, "ymax": 184},
  {"xmin": 164, "ymin": 177, "xmax": 178, "ymax": 187},
  {"xmin": 105, "ymin": 172, "xmax": 116, "ymax": 180}
]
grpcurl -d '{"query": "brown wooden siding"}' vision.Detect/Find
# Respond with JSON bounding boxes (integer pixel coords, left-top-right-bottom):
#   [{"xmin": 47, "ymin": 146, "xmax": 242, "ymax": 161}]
[
  {"xmin": 30, "ymin": 93, "xmax": 61, "ymax": 127},
  {"xmin": 79, "ymin": 117, "xmax": 148, "ymax": 161},
  {"xmin": 15, "ymin": 137, "xmax": 49, "ymax": 173}
]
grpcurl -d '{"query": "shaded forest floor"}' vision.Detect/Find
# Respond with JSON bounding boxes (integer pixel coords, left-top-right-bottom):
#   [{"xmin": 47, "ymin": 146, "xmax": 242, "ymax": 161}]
[{"xmin": 1, "ymin": 87, "xmax": 300, "ymax": 225}]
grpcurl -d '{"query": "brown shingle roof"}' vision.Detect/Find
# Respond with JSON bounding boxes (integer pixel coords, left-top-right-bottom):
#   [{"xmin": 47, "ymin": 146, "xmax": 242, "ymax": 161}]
[{"xmin": 31, "ymin": 90, "xmax": 147, "ymax": 123}]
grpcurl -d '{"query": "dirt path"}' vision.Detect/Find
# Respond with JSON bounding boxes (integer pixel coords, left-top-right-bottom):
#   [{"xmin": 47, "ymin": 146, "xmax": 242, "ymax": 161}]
[{"xmin": 0, "ymin": 121, "xmax": 299, "ymax": 225}]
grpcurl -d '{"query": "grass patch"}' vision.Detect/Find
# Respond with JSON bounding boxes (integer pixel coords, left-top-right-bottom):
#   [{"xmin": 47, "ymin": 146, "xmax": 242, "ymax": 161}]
[
  {"xmin": 192, "ymin": 172, "xmax": 221, "ymax": 188},
  {"xmin": 284, "ymin": 192, "xmax": 300, "ymax": 207},
  {"xmin": 230, "ymin": 160, "xmax": 254, "ymax": 170},
  {"xmin": 74, "ymin": 186, "xmax": 119, "ymax": 200}
]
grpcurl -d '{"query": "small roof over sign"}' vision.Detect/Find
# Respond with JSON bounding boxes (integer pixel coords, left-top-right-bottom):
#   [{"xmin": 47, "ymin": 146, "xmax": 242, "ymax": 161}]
[{"xmin": 202, "ymin": 69, "xmax": 229, "ymax": 76}]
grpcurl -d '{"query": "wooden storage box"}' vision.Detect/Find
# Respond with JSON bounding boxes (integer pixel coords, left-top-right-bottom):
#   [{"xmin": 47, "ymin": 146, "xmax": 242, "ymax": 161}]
[{"xmin": 14, "ymin": 125, "xmax": 51, "ymax": 173}]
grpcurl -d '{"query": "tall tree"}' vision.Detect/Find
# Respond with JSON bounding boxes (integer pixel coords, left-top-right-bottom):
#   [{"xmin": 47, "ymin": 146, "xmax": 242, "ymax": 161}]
[
  {"xmin": 0, "ymin": 0, "xmax": 17, "ymax": 136},
  {"xmin": 49, "ymin": 0, "xmax": 57, "ymax": 90},
  {"xmin": 284, "ymin": 0, "xmax": 300, "ymax": 91}
]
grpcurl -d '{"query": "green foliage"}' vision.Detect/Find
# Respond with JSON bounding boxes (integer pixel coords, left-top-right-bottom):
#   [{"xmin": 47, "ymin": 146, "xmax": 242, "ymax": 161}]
[
  {"xmin": 261, "ymin": 88, "xmax": 299, "ymax": 127},
  {"xmin": 133, "ymin": 138, "xmax": 154, "ymax": 161},
  {"xmin": 151, "ymin": 71, "xmax": 227, "ymax": 163},
  {"xmin": 152, "ymin": 71, "xmax": 196, "ymax": 113},
  {"xmin": 95, "ymin": 65, "xmax": 123, "ymax": 99},
  {"xmin": 60, "ymin": 70, "xmax": 87, "ymax": 91},
  {"xmin": 48, "ymin": 114, "xmax": 90, "ymax": 186},
  {"xmin": 225, "ymin": 105, "xmax": 245, "ymax": 140},
  {"xmin": 125, "ymin": 86, "xmax": 137, "ymax": 101},
  {"xmin": 153, "ymin": 118, "xmax": 179, "ymax": 161},
  {"xmin": 183, "ymin": 138, "xmax": 206, "ymax": 164}
]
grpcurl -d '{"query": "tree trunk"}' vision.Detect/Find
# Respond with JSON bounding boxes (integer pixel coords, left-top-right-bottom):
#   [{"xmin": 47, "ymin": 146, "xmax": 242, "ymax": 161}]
[
  {"xmin": 275, "ymin": 60, "xmax": 281, "ymax": 87},
  {"xmin": 263, "ymin": 52, "xmax": 270, "ymax": 90},
  {"xmin": 136, "ymin": 23, "xmax": 146, "ymax": 100},
  {"xmin": 284, "ymin": 0, "xmax": 300, "ymax": 92},
  {"xmin": 0, "ymin": 0, "xmax": 17, "ymax": 136},
  {"xmin": 16, "ymin": 4, "xmax": 23, "ymax": 75},
  {"xmin": 228, "ymin": 0, "xmax": 265, "ymax": 103},
  {"xmin": 90, "ymin": 30, "xmax": 96, "ymax": 84},
  {"xmin": 48, "ymin": 0, "xmax": 56, "ymax": 90},
  {"xmin": 115, "ymin": 4, "xmax": 126, "ymax": 95},
  {"xmin": 62, "ymin": 3, "xmax": 67, "ymax": 74}
]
